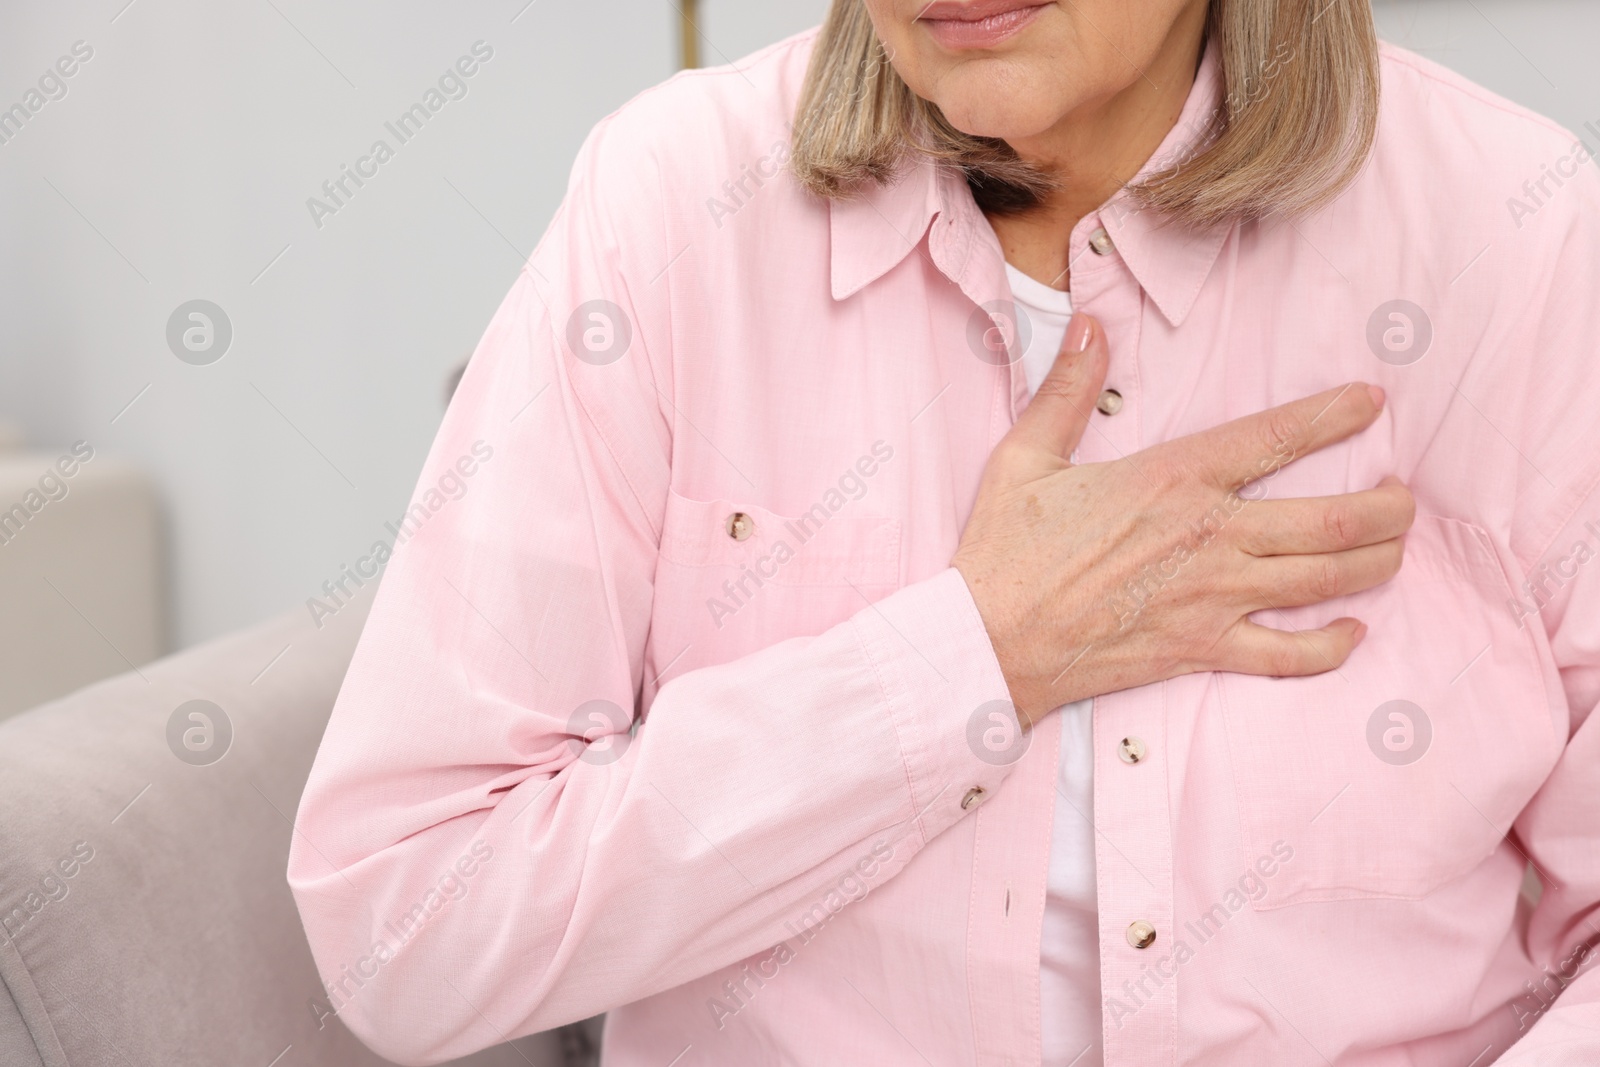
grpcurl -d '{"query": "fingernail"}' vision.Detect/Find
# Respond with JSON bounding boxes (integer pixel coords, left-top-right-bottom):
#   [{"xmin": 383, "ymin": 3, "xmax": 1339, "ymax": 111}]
[
  {"xmin": 1354, "ymin": 621, "xmax": 1369, "ymax": 642},
  {"xmin": 1065, "ymin": 314, "xmax": 1093, "ymax": 353},
  {"xmin": 1366, "ymin": 384, "xmax": 1386, "ymax": 409}
]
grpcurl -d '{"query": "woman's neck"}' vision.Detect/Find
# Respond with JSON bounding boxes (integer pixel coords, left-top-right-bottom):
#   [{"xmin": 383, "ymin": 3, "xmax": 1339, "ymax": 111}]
[{"xmin": 986, "ymin": 3, "xmax": 1210, "ymax": 291}]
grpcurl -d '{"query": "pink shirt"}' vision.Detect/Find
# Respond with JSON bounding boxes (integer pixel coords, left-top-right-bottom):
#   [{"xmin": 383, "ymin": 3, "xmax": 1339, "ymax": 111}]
[{"xmin": 289, "ymin": 28, "xmax": 1600, "ymax": 1067}]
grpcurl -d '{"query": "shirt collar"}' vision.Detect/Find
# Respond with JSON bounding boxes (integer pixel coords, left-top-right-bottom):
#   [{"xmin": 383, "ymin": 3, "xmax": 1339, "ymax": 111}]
[
  {"xmin": 828, "ymin": 34, "xmax": 1233, "ymax": 327},
  {"xmin": 827, "ymin": 154, "xmax": 948, "ymax": 303}
]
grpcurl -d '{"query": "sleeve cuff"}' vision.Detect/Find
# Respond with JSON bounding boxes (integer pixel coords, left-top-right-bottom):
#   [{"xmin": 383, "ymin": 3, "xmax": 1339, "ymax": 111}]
[{"xmin": 849, "ymin": 567, "xmax": 1022, "ymax": 846}]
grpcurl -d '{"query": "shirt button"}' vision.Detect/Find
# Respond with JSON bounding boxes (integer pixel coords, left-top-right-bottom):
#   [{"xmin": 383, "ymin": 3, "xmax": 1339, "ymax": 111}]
[
  {"xmin": 961, "ymin": 787, "xmax": 987, "ymax": 810},
  {"xmin": 1127, "ymin": 920, "xmax": 1157, "ymax": 949},
  {"xmin": 1096, "ymin": 388, "xmax": 1124, "ymax": 416},
  {"xmin": 1118, "ymin": 736, "xmax": 1147, "ymax": 764},
  {"xmin": 1089, "ymin": 228, "xmax": 1115, "ymax": 256},
  {"xmin": 725, "ymin": 512, "xmax": 755, "ymax": 541}
]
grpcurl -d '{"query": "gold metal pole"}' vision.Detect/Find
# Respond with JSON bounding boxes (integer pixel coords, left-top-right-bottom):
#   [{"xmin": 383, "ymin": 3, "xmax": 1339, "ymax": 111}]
[{"xmin": 679, "ymin": 0, "xmax": 700, "ymax": 69}]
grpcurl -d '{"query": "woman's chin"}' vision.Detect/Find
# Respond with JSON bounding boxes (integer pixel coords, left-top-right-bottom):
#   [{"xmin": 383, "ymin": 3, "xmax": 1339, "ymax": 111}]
[
  {"xmin": 928, "ymin": 77, "xmax": 1067, "ymax": 142},
  {"xmin": 938, "ymin": 102, "xmax": 1060, "ymax": 143}
]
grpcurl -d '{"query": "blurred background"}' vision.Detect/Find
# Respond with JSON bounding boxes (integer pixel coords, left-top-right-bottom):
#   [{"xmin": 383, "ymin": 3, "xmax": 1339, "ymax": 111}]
[{"xmin": 0, "ymin": 0, "xmax": 1595, "ymax": 707}]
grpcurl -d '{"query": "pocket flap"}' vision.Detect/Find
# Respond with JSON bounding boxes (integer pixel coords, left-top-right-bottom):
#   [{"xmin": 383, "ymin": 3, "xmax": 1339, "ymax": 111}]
[{"xmin": 658, "ymin": 491, "xmax": 902, "ymax": 588}]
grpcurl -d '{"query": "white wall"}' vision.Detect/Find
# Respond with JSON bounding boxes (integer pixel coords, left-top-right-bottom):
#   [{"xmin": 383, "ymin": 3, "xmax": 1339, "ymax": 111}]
[
  {"xmin": 0, "ymin": 0, "xmax": 1591, "ymax": 652},
  {"xmin": 1372, "ymin": 0, "xmax": 1600, "ymax": 137},
  {"xmin": 0, "ymin": 0, "xmax": 826, "ymax": 650}
]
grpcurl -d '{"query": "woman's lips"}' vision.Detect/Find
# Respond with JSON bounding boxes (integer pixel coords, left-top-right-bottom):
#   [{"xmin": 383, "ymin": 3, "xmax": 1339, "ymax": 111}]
[{"xmin": 917, "ymin": 1, "xmax": 1050, "ymax": 50}]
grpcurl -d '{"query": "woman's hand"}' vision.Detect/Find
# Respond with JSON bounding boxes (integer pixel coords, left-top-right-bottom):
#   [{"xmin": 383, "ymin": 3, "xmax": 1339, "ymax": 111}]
[{"xmin": 953, "ymin": 313, "xmax": 1415, "ymax": 725}]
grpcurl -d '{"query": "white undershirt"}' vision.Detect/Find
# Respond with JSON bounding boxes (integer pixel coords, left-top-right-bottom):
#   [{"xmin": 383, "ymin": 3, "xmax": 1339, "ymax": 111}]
[{"xmin": 1004, "ymin": 263, "xmax": 1103, "ymax": 1067}]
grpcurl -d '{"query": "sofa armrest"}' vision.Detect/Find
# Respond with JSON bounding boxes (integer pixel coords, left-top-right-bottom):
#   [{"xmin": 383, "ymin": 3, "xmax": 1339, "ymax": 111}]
[{"xmin": 0, "ymin": 584, "xmax": 562, "ymax": 1066}]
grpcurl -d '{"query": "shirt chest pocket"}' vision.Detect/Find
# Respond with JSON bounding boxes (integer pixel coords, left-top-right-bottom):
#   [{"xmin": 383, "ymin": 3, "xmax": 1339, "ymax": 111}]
[
  {"xmin": 646, "ymin": 490, "xmax": 903, "ymax": 684},
  {"xmin": 1217, "ymin": 513, "xmax": 1561, "ymax": 908}
]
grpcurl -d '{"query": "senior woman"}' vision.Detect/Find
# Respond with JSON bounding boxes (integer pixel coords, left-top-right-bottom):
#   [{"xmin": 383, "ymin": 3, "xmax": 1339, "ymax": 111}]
[{"xmin": 290, "ymin": 0, "xmax": 1600, "ymax": 1063}]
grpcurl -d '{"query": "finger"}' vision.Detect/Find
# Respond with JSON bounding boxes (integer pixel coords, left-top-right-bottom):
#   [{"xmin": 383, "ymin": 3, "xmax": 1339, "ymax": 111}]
[
  {"xmin": 1176, "ymin": 383, "xmax": 1386, "ymax": 491},
  {"xmin": 1234, "ymin": 481, "xmax": 1416, "ymax": 556},
  {"xmin": 1241, "ymin": 539, "xmax": 1408, "ymax": 610},
  {"xmin": 1006, "ymin": 312, "xmax": 1109, "ymax": 460},
  {"xmin": 1217, "ymin": 617, "xmax": 1367, "ymax": 678}
]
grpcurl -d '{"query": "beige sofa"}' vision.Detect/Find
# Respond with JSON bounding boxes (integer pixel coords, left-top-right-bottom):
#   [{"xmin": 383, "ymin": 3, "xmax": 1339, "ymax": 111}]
[
  {"xmin": 0, "ymin": 446, "xmax": 164, "ymax": 721},
  {"xmin": 0, "ymin": 581, "xmax": 596, "ymax": 1066}
]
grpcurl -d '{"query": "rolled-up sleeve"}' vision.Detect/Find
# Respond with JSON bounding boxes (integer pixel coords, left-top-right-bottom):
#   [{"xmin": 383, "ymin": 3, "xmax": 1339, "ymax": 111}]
[{"xmin": 286, "ymin": 110, "xmax": 1013, "ymax": 1065}]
